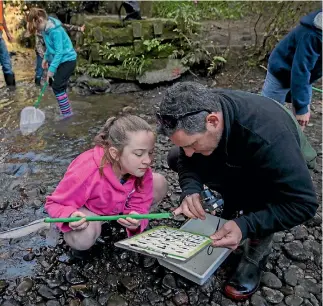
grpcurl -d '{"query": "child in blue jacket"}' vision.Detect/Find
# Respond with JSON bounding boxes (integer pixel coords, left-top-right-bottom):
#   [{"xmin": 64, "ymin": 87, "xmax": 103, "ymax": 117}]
[
  {"xmin": 262, "ymin": 10, "xmax": 322, "ymax": 130},
  {"xmin": 27, "ymin": 8, "xmax": 77, "ymax": 119}
]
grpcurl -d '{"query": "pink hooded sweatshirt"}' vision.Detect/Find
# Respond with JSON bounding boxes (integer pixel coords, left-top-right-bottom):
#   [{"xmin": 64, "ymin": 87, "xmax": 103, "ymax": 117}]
[{"xmin": 45, "ymin": 145, "xmax": 153, "ymax": 235}]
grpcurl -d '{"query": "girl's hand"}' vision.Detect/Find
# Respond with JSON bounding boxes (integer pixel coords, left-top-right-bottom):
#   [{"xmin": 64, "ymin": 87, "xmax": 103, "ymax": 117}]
[
  {"xmin": 47, "ymin": 71, "xmax": 54, "ymax": 82},
  {"xmin": 69, "ymin": 211, "xmax": 89, "ymax": 231},
  {"xmin": 42, "ymin": 59, "xmax": 48, "ymax": 69},
  {"xmin": 117, "ymin": 211, "xmax": 141, "ymax": 230},
  {"xmin": 80, "ymin": 24, "xmax": 85, "ymax": 33}
]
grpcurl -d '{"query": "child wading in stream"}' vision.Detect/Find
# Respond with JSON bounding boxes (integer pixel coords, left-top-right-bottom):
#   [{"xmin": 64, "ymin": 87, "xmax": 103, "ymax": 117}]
[
  {"xmin": 33, "ymin": 23, "xmax": 85, "ymax": 86},
  {"xmin": 27, "ymin": 8, "xmax": 77, "ymax": 119},
  {"xmin": 45, "ymin": 115, "xmax": 168, "ymax": 259}
]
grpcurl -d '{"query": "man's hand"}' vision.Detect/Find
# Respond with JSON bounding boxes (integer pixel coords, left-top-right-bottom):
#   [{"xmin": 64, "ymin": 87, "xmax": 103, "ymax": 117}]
[
  {"xmin": 69, "ymin": 211, "xmax": 89, "ymax": 231},
  {"xmin": 210, "ymin": 220, "xmax": 242, "ymax": 250},
  {"xmin": 80, "ymin": 24, "xmax": 86, "ymax": 33},
  {"xmin": 117, "ymin": 211, "xmax": 141, "ymax": 230},
  {"xmin": 296, "ymin": 111, "xmax": 310, "ymax": 130},
  {"xmin": 47, "ymin": 71, "xmax": 54, "ymax": 82},
  {"xmin": 42, "ymin": 59, "xmax": 48, "ymax": 69},
  {"xmin": 173, "ymin": 193, "xmax": 206, "ymax": 220}
]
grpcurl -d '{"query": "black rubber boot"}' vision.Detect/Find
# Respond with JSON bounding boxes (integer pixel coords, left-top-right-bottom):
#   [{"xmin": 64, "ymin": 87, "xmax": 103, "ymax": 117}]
[
  {"xmin": 35, "ymin": 77, "xmax": 41, "ymax": 86},
  {"xmin": 4, "ymin": 73, "xmax": 16, "ymax": 88},
  {"xmin": 224, "ymin": 235, "xmax": 273, "ymax": 301}
]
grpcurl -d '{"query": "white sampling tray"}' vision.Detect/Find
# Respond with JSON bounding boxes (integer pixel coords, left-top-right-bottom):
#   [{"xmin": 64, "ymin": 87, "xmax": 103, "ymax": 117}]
[{"xmin": 158, "ymin": 214, "xmax": 232, "ymax": 285}]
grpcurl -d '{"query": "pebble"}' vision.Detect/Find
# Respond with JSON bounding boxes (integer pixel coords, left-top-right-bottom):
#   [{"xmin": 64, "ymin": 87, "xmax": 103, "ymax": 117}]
[
  {"xmin": 0, "ymin": 280, "xmax": 9, "ymax": 293},
  {"xmin": 283, "ymin": 241, "xmax": 311, "ymax": 261},
  {"xmin": 16, "ymin": 278, "xmax": 33, "ymax": 296},
  {"xmin": 285, "ymin": 295, "xmax": 303, "ymax": 306},
  {"xmin": 284, "ymin": 265, "xmax": 304, "ymax": 286},
  {"xmin": 251, "ymin": 294, "xmax": 269, "ymax": 306},
  {"xmin": 81, "ymin": 298, "xmax": 100, "ymax": 306},
  {"xmin": 173, "ymin": 290, "xmax": 189, "ymax": 306},
  {"xmin": 120, "ymin": 276, "xmax": 138, "ymax": 291},
  {"xmin": 23, "ymin": 253, "xmax": 36, "ymax": 261},
  {"xmin": 291, "ymin": 225, "xmax": 308, "ymax": 240},
  {"xmin": 162, "ymin": 274, "xmax": 177, "ymax": 289},
  {"xmin": 262, "ymin": 287, "xmax": 284, "ymax": 304},
  {"xmin": 261, "ymin": 272, "xmax": 282, "ymax": 289},
  {"xmin": 66, "ymin": 270, "xmax": 87, "ymax": 285}
]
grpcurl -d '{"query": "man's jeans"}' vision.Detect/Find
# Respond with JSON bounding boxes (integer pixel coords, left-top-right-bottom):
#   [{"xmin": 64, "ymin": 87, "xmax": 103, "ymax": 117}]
[
  {"xmin": 261, "ymin": 71, "xmax": 312, "ymax": 106},
  {"xmin": 0, "ymin": 35, "xmax": 13, "ymax": 75}
]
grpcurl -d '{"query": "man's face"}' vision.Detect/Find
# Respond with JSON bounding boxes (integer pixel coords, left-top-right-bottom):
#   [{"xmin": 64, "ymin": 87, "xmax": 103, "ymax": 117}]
[{"xmin": 169, "ymin": 113, "xmax": 223, "ymax": 157}]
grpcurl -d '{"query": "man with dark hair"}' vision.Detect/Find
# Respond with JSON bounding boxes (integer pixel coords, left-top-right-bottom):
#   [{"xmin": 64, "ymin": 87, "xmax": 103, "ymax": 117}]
[{"xmin": 157, "ymin": 82, "xmax": 318, "ymax": 301}]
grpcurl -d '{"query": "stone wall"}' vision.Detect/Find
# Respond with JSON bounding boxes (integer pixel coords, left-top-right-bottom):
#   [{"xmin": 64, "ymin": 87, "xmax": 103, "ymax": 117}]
[{"xmin": 69, "ymin": 15, "xmax": 189, "ymax": 84}]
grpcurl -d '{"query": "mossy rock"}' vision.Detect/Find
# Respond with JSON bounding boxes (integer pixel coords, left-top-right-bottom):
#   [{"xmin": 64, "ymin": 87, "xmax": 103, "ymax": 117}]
[
  {"xmin": 101, "ymin": 26, "xmax": 134, "ymax": 45},
  {"xmin": 137, "ymin": 58, "xmax": 189, "ymax": 84},
  {"xmin": 85, "ymin": 16, "xmax": 123, "ymax": 28},
  {"xmin": 150, "ymin": 44, "xmax": 177, "ymax": 59},
  {"xmin": 89, "ymin": 43, "xmax": 101, "ymax": 63},
  {"xmin": 70, "ymin": 14, "xmax": 85, "ymax": 26},
  {"xmin": 103, "ymin": 65, "xmax": 136, "ymax": 80}
]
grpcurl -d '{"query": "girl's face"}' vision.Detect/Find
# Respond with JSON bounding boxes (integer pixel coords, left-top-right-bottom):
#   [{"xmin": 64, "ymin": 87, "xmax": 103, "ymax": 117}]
[
  {"xmin": 34, "ymin": 17, "xmax": 46, "ymax": 31},
  {"xmin": 116, "ymin": 130, "xmax": 155, "ymax": 178}
]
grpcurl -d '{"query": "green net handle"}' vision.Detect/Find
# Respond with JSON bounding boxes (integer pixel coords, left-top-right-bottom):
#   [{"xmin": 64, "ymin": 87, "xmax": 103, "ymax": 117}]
[{"xmin": 33, "ymin": 81, "xmax": 48, "ymax": 108}]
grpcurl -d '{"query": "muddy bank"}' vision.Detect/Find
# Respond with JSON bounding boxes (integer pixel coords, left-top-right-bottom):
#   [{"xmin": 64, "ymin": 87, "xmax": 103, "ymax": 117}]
[{"xmin": 0, "ymin": 52, "xmax": 322, "ymax": 306}]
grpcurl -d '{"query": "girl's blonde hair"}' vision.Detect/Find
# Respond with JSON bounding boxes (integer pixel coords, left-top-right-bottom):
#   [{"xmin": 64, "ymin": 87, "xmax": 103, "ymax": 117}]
[
  {"xmin": 94, "ymin": 115, "xmax": 154, "ymax": 190},
  {"xmin": 26, "ymin": 8, "xmax": 48, "ymax": 34}
]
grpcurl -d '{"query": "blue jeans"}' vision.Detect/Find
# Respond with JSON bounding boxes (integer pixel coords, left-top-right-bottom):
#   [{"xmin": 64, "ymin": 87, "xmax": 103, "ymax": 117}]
[
  {"xmin": 0, "ymin": 34, "xmax": 13, "ymax": 75},
  {"xmin": 35, "ymin": 52, "xmax": 44, "ymax": 79},
  {"xmin": 261, "ymin": 71, "xmax": 312, "ymax": 107}
]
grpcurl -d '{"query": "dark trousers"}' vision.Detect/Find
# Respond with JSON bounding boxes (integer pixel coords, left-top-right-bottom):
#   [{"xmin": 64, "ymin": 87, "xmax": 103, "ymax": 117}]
[
  {"xmin": 167, "ymin": 146, "xmax": 273, "ymax": 262},
  {"xmin": 51, "ymin": 60, "xmax": 76, "ymax": 95}
]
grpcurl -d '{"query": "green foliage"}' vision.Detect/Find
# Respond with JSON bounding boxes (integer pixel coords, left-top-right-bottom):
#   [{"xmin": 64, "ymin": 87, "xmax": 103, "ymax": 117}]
[
  {"xmin": 122, "ymin": 55, "xmax": 150, "ymax": 77},
  {"xmin": 153, "ymin": 1, "xmax": 245, "ymax": 20},
  {"xmin": 99, "ymin": 44, "xmax": 133, "ymax": 61},
  {"xmin": 143, "ymin": 39, "xmax": 173, "ymax": 53},
  {"xmin": 207, "ymin": 56, "xmax": 227, "ymax": 76},
  {"xmin": 75, "ymin": 63, "xmax": 107, "ymax": 78}
]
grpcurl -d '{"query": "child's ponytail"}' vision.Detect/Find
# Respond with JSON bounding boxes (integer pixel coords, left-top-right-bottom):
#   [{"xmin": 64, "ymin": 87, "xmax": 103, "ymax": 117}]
[{"xmin": 26, "ymin": 8, "xmax": 48, "ymax": 34}]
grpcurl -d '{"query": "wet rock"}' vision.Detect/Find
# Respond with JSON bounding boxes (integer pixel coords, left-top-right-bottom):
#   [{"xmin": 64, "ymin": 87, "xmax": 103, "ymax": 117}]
[
  {"xmin": 284, "ymin": 233, "xmax": 294, "ymax": 243},
  {"xmin": 292, "ymin": 225, "xmax": 308, "ymax": 240},
  {"xmin": 38, "ymin": 285, "xmax": 63, "ymax": 299},
  {"xmin": 31, "ymin": 199, "xmax": 43, "ymax": 209},
  {"xmin": 1, "ymin": 299, "xmax": 21, "ymax": 306},
  {"xmin": 46, "ymin": 278, "xmax": 63, "ymax": 289},
  {"xmin": 273, "ymin": 232, "xmax": 285, "ymax": 243},
  {"xmin": 309, "ymin": 293, "xmax": 319, "ymax": 306},
  {"xmin": 120, "ymin": 276, "xmax": 138, "ymax": 291},
  {"xmin": 262, "ymin": 287, "xmax": 284, "ymax": 304},
  {"xmin": 75, "ymin": 75, "xmax": 111, "ymax": 94},
  {"xmin": 162, "ymin": 274, "xmax": 177, "ymax": 289},
  {"xmin": 148, "ymin": 291, "xmax": 163, "ymax": 304},
  {"xmin": 294, "ymin": 285, "xmax": 306, "ymax": 298},
  {"xmin": 66, "ymin": 269, "xmax": 87, "ymax": 285},
  {"xmin": 142, "ymin": 256, "xmax": 156, "ymax": 268},
  {"xmin": 251, "ymin": 294, "xmax": 269, "ymax": 306},
  {"xmin": 46, "ymin": 301, "xmax": 61, "ymax": 306},
  {"xmin": 57, "ymin": 254, "xmax": 73, "ymax": 264},
  {"xmin": 0, "ymin": 279, "xmax": 9, "ymax": 293},
  {"xmin": 277, "ymin": 254, "xmax": 290, "ymax": 270},
  {"xmin": 173, "ymin": 290, "xmax": 189, "ymax": 306},
  {"xmin": 220, "ymin": 297, "xmax": 237, "ymax": 306},
  {"xmin": 261, "ymin": 272, "xmax": 282, "ymax": 289},
  {"xmin": 69, "ymin": 299, "xmax": 81, "ymax": 306},
  {"xmin": 81, "ymin": 298, "xmax": 100, "ymax": 306},
  {"xmin": 188, "ymin": 291, "xmax": 199, "ymax": 305},
  {"xmin": 280, "ymin": 286, "xmax": 294, "ymax": 296},
  {"xmin": 107, "ymin": 294, "xmax": 128, "ymax": 306},
  {"xmin": 303, "ymin": 300, "xmax": 314, "ymax": 306},
  {"xmin": 284, "ymin": 265, "xmax": 304, "ymax": 286},
  {"xmin": 16, "ymin": 278, "xmax": 33, "ymax": 296},
  {"xmin": 23, "ymin": 253, "xmax": 35, "ymax": 261},
  {"xmin": 283, "ymin": 241, "xmax": 311, "ymax": 261},
  {"xmin": 0, "ymin": 200, "xmax": 9, "ymax": 210},
  {"xmin": 298, "ymin": 279, "xmax": 321, "ymax": 295},
  {"xmin": 285, "ymin": 295, "xmax": 303, "ymax": 306},
  {"xmin": 111, "ymin": 83, "xmax": 141, "ymax": 94},
  {"xmin": 303, "ymin": 240, "xmax": 321, "ymax": 256}
]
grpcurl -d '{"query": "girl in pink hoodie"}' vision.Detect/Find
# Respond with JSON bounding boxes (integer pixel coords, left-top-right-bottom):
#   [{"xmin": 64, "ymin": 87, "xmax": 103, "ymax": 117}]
[{"xmin": 45, "ymin": 115, "xmax": 168, "ymax": 254}]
